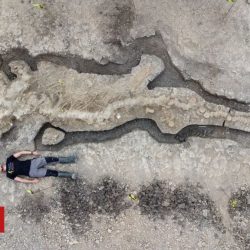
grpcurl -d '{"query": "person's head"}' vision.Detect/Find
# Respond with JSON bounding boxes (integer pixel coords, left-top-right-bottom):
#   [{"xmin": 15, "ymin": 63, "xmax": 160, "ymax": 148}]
[{"xmin": 1, "ymin": 163, "xmax": 6, "ymax": 173}]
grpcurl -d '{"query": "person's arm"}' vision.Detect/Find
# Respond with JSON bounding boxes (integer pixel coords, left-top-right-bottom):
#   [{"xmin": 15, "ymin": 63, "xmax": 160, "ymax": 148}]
[
  {"xmin": 14, "ymin": 177, "xmax": 39, "ymax": 184},
  {"xmin": 13, "ymin": 151, "xmax": 40, "ymax": 158}
]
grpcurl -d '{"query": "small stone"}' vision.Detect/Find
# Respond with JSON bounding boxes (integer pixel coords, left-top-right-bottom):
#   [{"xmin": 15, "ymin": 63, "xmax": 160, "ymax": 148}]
[
  {"xmin": 163, "ymin": 199, "xmax": 171, "ymax": 207},
  {"xmin": 247, "ymin": 195, "xmax": 250, "ymax": 205},
  {"xmin": 189, "ymin": 96, "xmax": 197, "ymax": 104},
  {"xmin": 145, "ymin": 107, "xmax": 155, "ymax": 114},
  {"xmin": 169, "ymin": 121, "xmax": 175, "ymax": 127},
  {"xmin": 99, "ymin": 57, "xmax": 109, "ymax": 65},
  {"xmin": 108, "ymin": 228, "xmax": 112, "ymax": 233},
  {"xmin": 202, "ymin": 209, "xmax": 208, "ymax": 217},
  {"xmin": 42, "ymin": 127, "xmax": 65, "ymax": 145},
  {"xmin": 178, "ymin": 203, "xmax": 185, "ymax": 209},
  {"xmin": 47, "ymin": 220, "xmax": 53, "ymax": 225},
  {"xmin": 199, "ymin": 107, "xmax": 206, "ymax": 113},
  {"xmin": 198, "ymin": 241, "xmax": 205, "ymax": 248},
  {"xmin": 69, "ymin": 240, "xmax": 79, "ymax": 245},
  {"xmin": 116, "ymin": 113, "xmax": 121, "ymax": 119},
  {"xmin": 86, "ymin": 120, "xmax": 94, "ymax": 125},
  {"xmin": 204, "ymin": 112, "xmax": 210, "ymax": 118}
]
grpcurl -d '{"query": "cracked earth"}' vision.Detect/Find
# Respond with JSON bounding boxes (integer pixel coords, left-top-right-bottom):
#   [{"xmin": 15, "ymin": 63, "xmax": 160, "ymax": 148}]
[{"xmin": 1, "ymin": 0, "xmax": 250, "ymax": 249}]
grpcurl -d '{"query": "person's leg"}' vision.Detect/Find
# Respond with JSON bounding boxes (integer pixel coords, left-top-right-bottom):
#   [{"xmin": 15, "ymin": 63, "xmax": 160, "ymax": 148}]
[
  {"xmin": 45, "ymin": 157, "xmax": 59, "ymax": 164},
  {"xmin": 45, "ymin": 169, "xmax": 58, "ymax": 177},
  {"xmin": 45, "ymin": 156, "xmax": 76, "ymax": 164},
  {"xmin": 58, "ymin": 155, "xmax": 76, "ymax": 164},
  {"xmin": 45, "ymin": 169, "xmax": 77, "ymax": 179}
]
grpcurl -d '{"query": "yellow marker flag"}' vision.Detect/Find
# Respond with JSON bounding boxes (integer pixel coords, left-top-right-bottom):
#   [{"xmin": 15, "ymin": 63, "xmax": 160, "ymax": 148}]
[
  {"xmin": 230, "ymin": 199, "xmax": 238, "ymax": 208},
  {"xmin": 128, "ymin": 194, "xmax": 139, "ymax": 201},
  {"xmin": 32, "ymin": 3, "xmax": 45, "ymax": 9},
  {"xmin": 58, "ymin": 79, "xmax": 64, "ymax": 85},
  {"xmin": 26, "ymin": 189, "xmax": 33, "ymax": 195}
]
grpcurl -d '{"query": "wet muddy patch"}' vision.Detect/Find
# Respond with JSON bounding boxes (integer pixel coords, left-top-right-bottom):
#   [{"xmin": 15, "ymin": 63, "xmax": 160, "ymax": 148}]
[
  {"xmin": 59, "ymin": 177, "xmax": 129, "ymax": 235},
  {"xmin": 138, "ymin": 181, "xmax": 224, "ymax": 231},
  {"xmin": 60, "ymin": 179, "xmax": 93, "ymax": 234},
  {"xmin": 138, "ymin": 180, "xmax": 168, "ymax": 219},
  {"xmin": 16, "ymin": 177, "xmax": 225, "ymax": 236},
  {"xmin": 58, "ymin": 177, "xmax": 224, "ymax": 235},
  {"xmin": 16, "ymin": 192, "xmax": 51, "ymax": 223},
  {"xmin": 91, "ymin": 177, "xmax": 130, "ymax": 215},
  {"xmin": 229, "ymin": 187, "xmax": 250, "ymax": 217},
  {"xmin": 228, "ymin": 187, "xmax": 250, "ymax": 249}
]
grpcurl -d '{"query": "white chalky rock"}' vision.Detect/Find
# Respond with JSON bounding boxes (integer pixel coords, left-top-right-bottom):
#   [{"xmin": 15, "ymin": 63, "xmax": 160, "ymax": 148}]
[{"xmin": 42, "ymin": 128, "xmax": 65, "ymax": 146}]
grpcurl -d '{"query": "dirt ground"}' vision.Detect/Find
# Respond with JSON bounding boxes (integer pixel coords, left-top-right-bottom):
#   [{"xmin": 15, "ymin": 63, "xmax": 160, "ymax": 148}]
[{"xmin": 1, "ymin": 133, "xmax": 250, "ymax": 249}]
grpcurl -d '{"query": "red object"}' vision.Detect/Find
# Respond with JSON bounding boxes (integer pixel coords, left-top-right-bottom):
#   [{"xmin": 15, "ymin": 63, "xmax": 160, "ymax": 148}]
[{"xmin": 0, "ymin": 207, "xmax": 4, "ymax": 233}]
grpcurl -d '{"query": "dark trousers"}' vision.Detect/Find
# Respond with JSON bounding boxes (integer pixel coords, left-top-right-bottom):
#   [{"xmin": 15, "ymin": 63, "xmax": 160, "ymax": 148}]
[{"xmin": 45, "ymin": 157, "xmax": 59, "ymax": 177}]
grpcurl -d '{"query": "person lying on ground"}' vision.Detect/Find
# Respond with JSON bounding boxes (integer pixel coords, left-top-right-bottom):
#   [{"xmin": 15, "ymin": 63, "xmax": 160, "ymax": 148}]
[{"xmin": 1, "ymin": 150, "xmax": 77, "ymax": 183}]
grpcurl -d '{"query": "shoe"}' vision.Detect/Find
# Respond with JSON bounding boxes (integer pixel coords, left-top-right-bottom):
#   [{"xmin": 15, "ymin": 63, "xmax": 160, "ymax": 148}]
[{"xmin": 71, "ymin": 173, "xmax": 78, "ymax": 180}]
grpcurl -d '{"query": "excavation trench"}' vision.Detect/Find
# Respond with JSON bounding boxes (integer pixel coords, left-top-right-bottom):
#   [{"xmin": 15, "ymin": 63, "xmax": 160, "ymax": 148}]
[
  {"xmin": 34, "ymin": 118, "xmax": 250, "ymax": 151},
  {"xmin": 0, "ymin": 33, "xmax": 249, "ymax": 112}
]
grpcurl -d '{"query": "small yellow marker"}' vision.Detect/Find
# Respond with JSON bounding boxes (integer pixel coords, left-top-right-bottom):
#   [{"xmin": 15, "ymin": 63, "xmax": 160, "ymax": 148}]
[
  {"xmin": 128, "ymin": 193, "xmax": 139, "ymax": 202},
  {"xmin": 58, "ymin": 79, "xmax": 64, "ymax": 85},
  {"xmin": 26, "ymin": 189, "xmax": 34, "ymax": 195},
  {"xmin": 226, "ymin": 0, "xmax": 236, "ymax": 3},
  {"xmin": 230, "ymin": 199, "xmax": 238, "ymax": 208},
  {"xmin": 32, "ymin": 3, "xmax": 45, "ymax": 10}
]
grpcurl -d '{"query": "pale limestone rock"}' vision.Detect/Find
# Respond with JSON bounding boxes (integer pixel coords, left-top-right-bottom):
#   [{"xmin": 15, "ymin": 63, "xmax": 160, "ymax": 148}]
[
  {"xmin": 145, "ymin": 107, "xmax": 155, "ymax": 114},
  {"xmin": 42, "ymin": 128, "xmax": 65, "ymax": 145}
]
